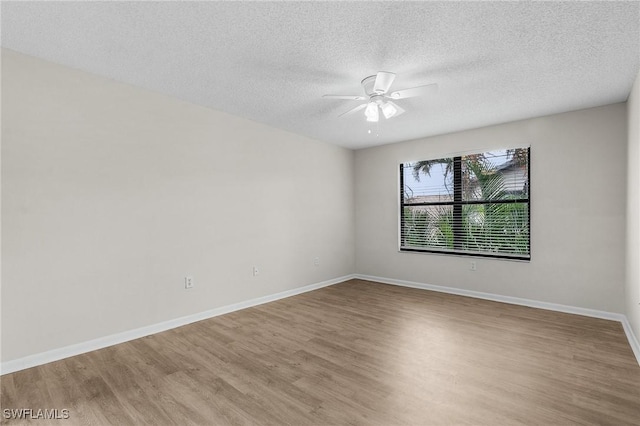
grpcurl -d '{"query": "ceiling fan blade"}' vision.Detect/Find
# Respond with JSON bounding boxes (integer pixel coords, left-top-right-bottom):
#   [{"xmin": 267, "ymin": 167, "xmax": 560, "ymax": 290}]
[
  {"xmin": 338, "ymin": 103, "xmax": 367, "ymax": 117},
  {"xmin": 373, "ymin": 71, "xmax": 396, "ymax": 94},
  {"xmin": 389, "ymin": 83, "xmax": 438, "ymax": 99},
  {"xmin": 323, "ymin": 94, "xmax": 367, "ymax": 100},
  {"xmin": 387, "ymin": 101, "xmax": 405, "ymax": 118}
]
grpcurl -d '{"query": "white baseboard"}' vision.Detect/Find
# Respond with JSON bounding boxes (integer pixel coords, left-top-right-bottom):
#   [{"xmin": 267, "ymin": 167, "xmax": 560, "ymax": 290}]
[
  {"xmin": 0, "ymin": 274, "xmax": 356, "ymax": 375},
  {"xmin": 354, "ymin": 274, "xmax": 640, "ymax": 366},
  {"xmin": 620, "ymin": 316, "xmax": 640, "ymax": 365},
  {"xmin": 4, "ymin": 272, "xmax": 639, "ymax": 373}
]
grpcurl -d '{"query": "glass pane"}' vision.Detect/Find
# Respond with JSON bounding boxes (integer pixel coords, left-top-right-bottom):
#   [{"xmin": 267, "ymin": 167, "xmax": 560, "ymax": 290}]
[
  {"xmin": 402, "ymin": 205, "xmax": 454, "ymax": 249},
  {"xmin": 403, "ymin": 160, "xmax": 454, "ymax": 204},
  {"xmin": 462, "ymin": 203, "xmax": 530, "ymax": 255},
  {"xmin": 462, "ymin": 149, "xmax": 529, "ymax": 201}
]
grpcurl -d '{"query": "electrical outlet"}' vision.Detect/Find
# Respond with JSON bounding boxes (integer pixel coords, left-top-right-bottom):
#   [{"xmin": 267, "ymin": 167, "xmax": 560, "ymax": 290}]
[
  {"xmin": 185, "ymin": 276, "xmax": 194, "ymax": 289},
  {"xmin": 253, "ymin": 266, "xmax": 259, "ymax": 276},
  {"xmin": 470, "ymin": 261, "xmax": 477, "ymax": 271},
  {"xmin": 313, "ymin": 257, "xmax": 320, "ymax": 266}
]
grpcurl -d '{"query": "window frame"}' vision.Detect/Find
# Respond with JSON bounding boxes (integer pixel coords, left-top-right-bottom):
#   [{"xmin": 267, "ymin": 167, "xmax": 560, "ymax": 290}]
[{"xmin": 399, "ymin": 148, "xmax": 531, "ymax": 261}]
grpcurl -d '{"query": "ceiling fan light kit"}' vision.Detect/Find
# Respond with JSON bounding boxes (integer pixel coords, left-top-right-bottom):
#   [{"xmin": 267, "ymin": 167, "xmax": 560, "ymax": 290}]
[
  {"xmin": 380, "ymin": 101, "xmax": 397, "ymax": 119},
  {"xmin": 365, "ymin": 102, "xmax": 379, "ymax": 122},
  {"xmin": 323, "ymin": 71, "xmax": 438, "ymax": 123}
]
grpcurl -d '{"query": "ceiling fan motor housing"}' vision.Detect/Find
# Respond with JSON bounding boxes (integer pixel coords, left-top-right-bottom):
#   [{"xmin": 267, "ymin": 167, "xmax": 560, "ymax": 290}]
[
  {"xmin": 361, "ymin": 75, "xmax": 379, "ymax": 95},
  {"xmin": 370, "ymin": 94, "xmax": 386, "ymax": 105}
]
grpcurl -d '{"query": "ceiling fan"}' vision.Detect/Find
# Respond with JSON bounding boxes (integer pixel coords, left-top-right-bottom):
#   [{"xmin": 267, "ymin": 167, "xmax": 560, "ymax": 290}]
[{"xmin": 323, "ymin": 71, "xmax": 438, "ymax": 122}]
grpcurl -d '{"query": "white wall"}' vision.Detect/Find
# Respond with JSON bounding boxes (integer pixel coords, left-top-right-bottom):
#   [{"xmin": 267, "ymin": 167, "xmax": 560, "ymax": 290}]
[
  {"xmin": 627, "ymin": 70, "xmax": 640, "ymax": 343},
  {"xmin": 355, "ymin": 104, "xmax": 627, "ymax": 313},
  {"xmin": 1, "ymin": 47, "xmax": 634, "ymax": 366},
  {"xmin": 1, "ymin": 49, "xmax": 355, "ymax": 362}
]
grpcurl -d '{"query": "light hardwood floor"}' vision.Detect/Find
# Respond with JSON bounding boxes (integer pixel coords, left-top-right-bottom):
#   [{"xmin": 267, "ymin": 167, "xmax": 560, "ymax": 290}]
[{"xmin": 2, "ymin": 279, "xmax": 640, "ymax": 425}]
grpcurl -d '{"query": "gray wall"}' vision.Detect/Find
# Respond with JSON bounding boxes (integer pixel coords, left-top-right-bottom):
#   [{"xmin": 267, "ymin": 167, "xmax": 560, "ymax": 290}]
[
  {"xmin": 627, "ymin": 70, "xmax": 640, "ymax": 343},
  {"xmin": 1, "ymin": 50, "xmax": 355, "ymax": 362},
  {"xmin": 355, "ymin": 103, "xmax": 627, "ymax": 313},
  {"xmin": 2, "ymin": 48, "xmax": 634, "ymax": 364}
]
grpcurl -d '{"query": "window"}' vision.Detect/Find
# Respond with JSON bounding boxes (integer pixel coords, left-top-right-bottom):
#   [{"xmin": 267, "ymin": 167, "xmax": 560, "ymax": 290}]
[{"xmin": 400, "ymin": 148, "xmax": 530, "ymax": 260}]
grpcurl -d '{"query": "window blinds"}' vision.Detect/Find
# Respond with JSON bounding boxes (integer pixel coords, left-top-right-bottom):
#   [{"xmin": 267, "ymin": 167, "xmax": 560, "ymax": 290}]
[{"xmin": 400, "ymin": 148, "xmax": 530, "ymax": 260}]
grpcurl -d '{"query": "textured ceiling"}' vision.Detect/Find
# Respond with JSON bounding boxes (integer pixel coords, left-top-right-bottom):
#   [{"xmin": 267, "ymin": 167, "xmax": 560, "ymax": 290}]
[{"xmin": 2, "ymin": 1, "xmax": 639, "ymax": 149}]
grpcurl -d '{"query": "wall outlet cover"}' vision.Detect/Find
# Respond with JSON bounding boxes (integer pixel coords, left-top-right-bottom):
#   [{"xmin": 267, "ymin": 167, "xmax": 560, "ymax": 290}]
[{"xmin": 185, "ymin": 276, "xmax": 194, "ymax": 289}]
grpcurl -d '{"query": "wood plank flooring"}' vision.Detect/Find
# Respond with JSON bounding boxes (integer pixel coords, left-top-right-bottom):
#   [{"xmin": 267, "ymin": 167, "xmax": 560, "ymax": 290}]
[{"xmin": 2, "ymin": 279, "xmax": 640, "ymax": 425}]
